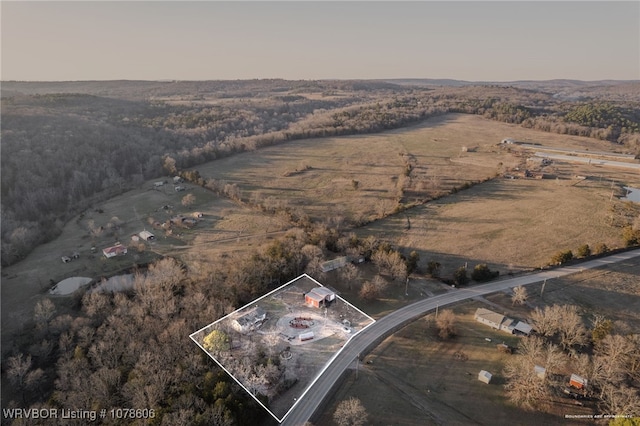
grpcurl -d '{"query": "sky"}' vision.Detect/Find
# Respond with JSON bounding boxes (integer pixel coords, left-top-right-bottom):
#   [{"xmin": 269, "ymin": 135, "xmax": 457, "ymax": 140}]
[{"xmin": 1, "ymin": 1, "xmax": 639, "ymax": 82}]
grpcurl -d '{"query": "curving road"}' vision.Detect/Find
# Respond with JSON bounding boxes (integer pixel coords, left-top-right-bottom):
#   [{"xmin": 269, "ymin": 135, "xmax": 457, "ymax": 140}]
[{"xmin": 280, "ymin": 249, "xmax": 640, "ymax": 425}]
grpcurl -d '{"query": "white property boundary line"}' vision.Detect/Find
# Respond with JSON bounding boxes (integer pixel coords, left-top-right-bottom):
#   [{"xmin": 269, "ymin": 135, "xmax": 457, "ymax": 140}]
[{"xmin": 189, "ymin": 273, "xmax": 376, "ymax": 423}]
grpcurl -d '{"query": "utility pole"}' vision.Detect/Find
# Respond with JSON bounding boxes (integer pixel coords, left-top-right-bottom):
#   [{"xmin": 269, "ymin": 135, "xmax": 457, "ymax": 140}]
[
  {"xmin": 435, "ymin": 304, "xmax": 439, "ymax": 319},
  {"xmin": 405, "ymin": 277, "xmax": 409, "ymax": 296},
  {"xmin": 540, "ymin": 279, "xmax": 547, "ymax": 297},
  {"xmin": 355, "ymin": 354, "xmax": 359, "ymax": 380}
]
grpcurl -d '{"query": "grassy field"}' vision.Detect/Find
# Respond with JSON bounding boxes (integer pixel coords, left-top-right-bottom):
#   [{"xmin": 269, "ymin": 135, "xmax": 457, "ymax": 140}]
[
  {"xmin": 4, "ymin": 113, "xmax": 638, "ymax": 354},
  {"xmin": 358, "ymin": 176, "xmax": 637, "ymax": 277},
  {"xmin": 317, "ymin": 260, "xmax": 640, "ymax": 426},
  {"xmin": 193, "ymin": 114, "xmax": 515, "ymax": 225}
]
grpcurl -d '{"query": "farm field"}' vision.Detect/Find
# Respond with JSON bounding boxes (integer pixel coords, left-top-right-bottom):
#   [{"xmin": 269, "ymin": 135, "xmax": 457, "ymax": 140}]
[
  {"xmin": 4, "ymin": 113, "xmax": 638, "ymax": 355},
  {"xmin": 318, "ymin": 259, "xmax": 640, "ymax": 426},
  {"xmin": 358, "ymin": 176, "xmax": 636, "ymax": 277},
  {"xmin": 193, "ymin": 114, "xmax": 518, "ymax": 225}
]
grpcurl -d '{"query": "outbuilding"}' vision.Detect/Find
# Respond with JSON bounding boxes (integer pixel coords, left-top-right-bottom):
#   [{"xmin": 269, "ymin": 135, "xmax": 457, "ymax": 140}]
[
  {"xmin": 535, "ymin": 365, "xmax": 546, "ymax": 380},
  {"xmin": 305, "ymin": 287, "xmax": 336, "ymax": 308},
  {"xmin": 139, "ymin": 230, "xmax": 156, "ymax": 241},
  {"xmin": 299, "ymin": 331, "xmax": 314, "ymax": 342},
  {"xmin": 478, "ymin": 370, "xmax": 492, "ymax": 384},
  {"xmin": 514, "ymin": 321, "xmax": 533, "ymax": 336},
  {"xmin": 569, "ymin": 374, "xmax": 587, "ymax": 390}
]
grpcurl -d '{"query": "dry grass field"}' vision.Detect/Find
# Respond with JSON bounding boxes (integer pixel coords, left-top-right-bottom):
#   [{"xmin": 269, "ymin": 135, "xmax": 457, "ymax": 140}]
[
  {"xmin": 194, "ymin": 114, "xmax": 515, "ymax": 225},
  {"xmin": 358, "ymin": 177, "xmax": 635, "ymax": 276},
  {"xmin": 4, "ymin": 113, "xmax": 638, "ymax": 354}
]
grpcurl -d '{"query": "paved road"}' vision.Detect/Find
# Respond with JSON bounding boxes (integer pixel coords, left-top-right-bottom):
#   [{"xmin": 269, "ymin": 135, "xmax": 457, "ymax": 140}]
[
  {"xmin": 534, "ymin": 152, "xmax": 640, "ymax": 170},
  {"xmin": 280, "ymin": 249, "xmax": 640, "ymax": 425}
]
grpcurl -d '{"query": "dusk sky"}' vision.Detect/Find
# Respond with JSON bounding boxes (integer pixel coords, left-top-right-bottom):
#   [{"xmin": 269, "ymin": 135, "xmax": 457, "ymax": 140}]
[{"xmin": 2, "ymin": 1, "xmax": 638, "ymax": 82}]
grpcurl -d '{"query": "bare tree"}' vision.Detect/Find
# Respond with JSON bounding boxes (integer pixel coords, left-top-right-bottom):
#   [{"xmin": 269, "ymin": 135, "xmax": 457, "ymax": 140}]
[
  {"xmin": 503, "ymin": 336, "xmax": 562, "ymax": 410},
  {"xmin": 340, "ymin": 263, "xmax": 361, "ymax": 290},
  {"xmin": 181, "ymin": 193, "xmax": 196, "ymax": 208},
  {"xmin": 511, "ymin": 286, "xmax": 528, "ymax": 306},
  {"xmin": 333, "ymin": 397, "xmax": 368, "ymax": 426},
  {"xmin": 435, "ymin": 309, "xmax": 456, "ymax": 339}
]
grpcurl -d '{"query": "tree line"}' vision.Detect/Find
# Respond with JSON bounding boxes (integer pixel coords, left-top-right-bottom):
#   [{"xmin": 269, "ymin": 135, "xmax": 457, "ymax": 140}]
[{"xmin": 2, "ymin": 82, "xmax": 638, "ymax": 266}]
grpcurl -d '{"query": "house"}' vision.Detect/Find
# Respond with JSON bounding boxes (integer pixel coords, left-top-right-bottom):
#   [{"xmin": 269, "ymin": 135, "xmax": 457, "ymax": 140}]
[
  {"xmin": 174, "ymin": 186, "xmax": 186, "ymax": 192},
  {"xmin": 154, "ymin": 181, "xmax": 165, "ymax": 187},
  {"xmin": 231, "ymin": 307, "xmax": 267, "ymax": 334},
  {"xmin": 478, "ymin": 370, "xmax": 492, "ymax": 384},
  {"xmin": 173, "ymin": 176, "xmax": 184, "ymax": 184},
  {"xmin": 61, "ymin": 256, "xmax": 71, "ymax": 263},
  {"xmin": 305, "ymin": 287, "xmax": 336, "ymax": 308},
  {"xmin": 102, "ymin": 244, "xmax": 127, "ymax": 258},
  {"xmin": 139, "ymin": 230, "xmax": 155, "ymax": 241},
  {"xmin": 569, "ymin": 374, "xmax": 587, "ymax": 390},
  {"xmin": 193, "ymin": 212, "xmax": 203, "ymax": 218},
  {"xmin": 474, "ymin": 308, "xmax": 516, "ymax": 333},
  {"xmin": 501, "ymin": 138, "xmax": 515, "ymax": 144}
]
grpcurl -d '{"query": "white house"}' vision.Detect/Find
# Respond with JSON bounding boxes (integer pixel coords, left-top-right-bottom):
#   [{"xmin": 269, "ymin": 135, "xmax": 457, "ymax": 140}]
[
  {"xmin": 474, "ymin": 308, "xmax": 516, "ymax": 333},
  {"xmin": 231, "ymin": 307, "xmax": 267, "ymax": 334}
]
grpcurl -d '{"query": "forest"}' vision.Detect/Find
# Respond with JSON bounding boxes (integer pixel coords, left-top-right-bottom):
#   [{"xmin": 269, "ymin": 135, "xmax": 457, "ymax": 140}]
[{"xmin": 2, "ymin": 80, "xmax": 639, "ymax": 266}]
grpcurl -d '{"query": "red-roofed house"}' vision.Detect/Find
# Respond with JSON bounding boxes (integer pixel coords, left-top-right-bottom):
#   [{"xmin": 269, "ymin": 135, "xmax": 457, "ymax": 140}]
[{"xmin": 103, "ymin": 244, "xmax": 127, "ymax": 258}]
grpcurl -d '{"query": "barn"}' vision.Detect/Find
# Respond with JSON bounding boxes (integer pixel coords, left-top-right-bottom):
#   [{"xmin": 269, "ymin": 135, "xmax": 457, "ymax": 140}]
[{"xmin": 305, "ymin": 287, "xmax": 336, "ymax": 308}]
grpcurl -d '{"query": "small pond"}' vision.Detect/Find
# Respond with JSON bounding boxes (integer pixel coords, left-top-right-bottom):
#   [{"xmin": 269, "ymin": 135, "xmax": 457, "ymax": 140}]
[
  {"xmin": 50, "ymin": 277, "xmax": 93, "ymax": 295},
  {"xmin": 622, "ymin": 187, "xmax": 640, "ymax": 203},
  {"xmin": 89, "ymin": 274, "xmax": 135, "ymax": 294}
]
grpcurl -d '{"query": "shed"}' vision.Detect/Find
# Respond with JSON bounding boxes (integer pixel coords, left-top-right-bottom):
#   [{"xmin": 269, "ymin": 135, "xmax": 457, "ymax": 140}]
[
  {"xmin": 305, "ymin": 291, "xmax": 326, "ymax": 308},
  {"xmin": 321, "ymin": 256, "xmax": 349, "ymax": 273},
  {"xmin": 534, "ymin": 365, "xmax": 546, "ymax": 380},
  {"xmin": 139, "ymin": 230, "xmax": 155, "ymax": 241},
  {"xmin": 305, "ymin": 287, "xmax": 336, "ymax": 308},
  {"xmin": 299, "ymin": 331, "xmax": 314, "ymax": 342},
  {"xmin": 569, "ymin": 374, "xmax": 587, "ymax": 390},
  {"xmin": 478, "ymin": 370, "xmax": 492, "ymax": 384},
  {"xmin": 154, "ymin": 181, "xmax": 165, "ymax": 187}
]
